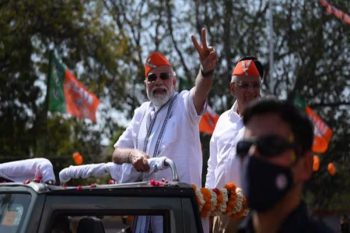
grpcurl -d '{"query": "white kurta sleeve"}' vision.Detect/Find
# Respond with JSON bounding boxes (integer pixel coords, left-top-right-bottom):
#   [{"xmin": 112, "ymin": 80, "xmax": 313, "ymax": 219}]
[
  {"xmin": 0, "ymin": 158, "xmax": 56, "ymax": 183},
  {"xmin": 59, "ymin": 163, "xmax": 111, "ymax": 183},
  {"xmin": 185, "ymin": 89, "xmax": 203, "ymax": 125}
]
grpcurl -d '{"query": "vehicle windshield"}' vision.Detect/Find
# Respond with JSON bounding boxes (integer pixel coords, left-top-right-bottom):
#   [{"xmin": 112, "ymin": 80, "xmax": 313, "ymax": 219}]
[{"xmin": 0, "ymin": 193, "xmax": 31, "ymax": 233}]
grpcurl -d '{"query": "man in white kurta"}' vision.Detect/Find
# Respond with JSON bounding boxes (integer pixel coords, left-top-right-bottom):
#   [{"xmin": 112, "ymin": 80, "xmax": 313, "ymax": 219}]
[
  {"xmin": 205, "ymin": 56, "xmax": 264, "ymax": 233},
  {"xmin": 113, "ymin": 28, "xmax": 218, "ymax": 233},
  {"xmin": 115, "ymin": 89, "xmax": 203, "ymax": 185},
  {"xmin": 206, "ymin": 101, "xmax": 244, "ymax": 189}
]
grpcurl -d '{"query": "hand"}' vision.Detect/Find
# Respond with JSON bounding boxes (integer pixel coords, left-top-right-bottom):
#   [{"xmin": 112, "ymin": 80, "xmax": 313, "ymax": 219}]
[
  {"xmin": 191, "ymin": 27, "xmax": 218, "ymax": 75},
  {"xmin": 129, "ymin": 150, "xmax": 150, "ymax": 172}
]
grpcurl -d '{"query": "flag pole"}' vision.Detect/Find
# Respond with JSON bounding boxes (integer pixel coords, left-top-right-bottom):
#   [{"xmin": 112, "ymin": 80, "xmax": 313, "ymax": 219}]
[
  {"xmin": 268, "ymin": 0, "xmax": 274, "ymax": 92},
  {"xmin": 42, "ymin": 49, "xmax": 54, "ymax": 154},
  {"xmin": 45, "ymin": 50, "xmax": 53, "ymax": 119}
]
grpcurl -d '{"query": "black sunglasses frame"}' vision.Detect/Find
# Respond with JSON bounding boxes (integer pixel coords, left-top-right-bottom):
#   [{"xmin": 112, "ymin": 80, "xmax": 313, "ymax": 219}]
[
  {"xmin": 235, "ymin": 80, "xmax": 261, "ymax": 89},
  {"xmin": 236, "ymin": 135, "xmax": 296, "ymax": 159},
  {"xmin": 147, "ymin": 72, "xmax": 172, "ymax": 82}
]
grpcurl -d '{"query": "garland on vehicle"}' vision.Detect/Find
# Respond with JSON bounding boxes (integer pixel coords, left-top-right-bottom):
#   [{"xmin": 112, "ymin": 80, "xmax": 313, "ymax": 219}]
[{"xmin": 192, "ymin": 182, "xmax": 248, "ymax": 218}]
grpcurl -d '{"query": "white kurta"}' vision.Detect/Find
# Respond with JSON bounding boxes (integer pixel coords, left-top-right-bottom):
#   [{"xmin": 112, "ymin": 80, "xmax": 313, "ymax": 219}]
[
  {"xmin": 205, "ymin": 102, "xmax": 244, "ymax": 189},
  {"xmin": 115, "ymin": 89, "xmax": 203, "ymax": 186},
  {"xmin": 59, "ymin": 157, "xmax": 169, "ymax": 184}
]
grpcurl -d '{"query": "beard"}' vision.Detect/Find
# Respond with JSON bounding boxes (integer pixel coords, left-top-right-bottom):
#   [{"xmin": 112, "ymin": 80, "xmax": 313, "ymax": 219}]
[{"xmin": 147, "ymin": 87, "xmax": 175, "ymax": 108}]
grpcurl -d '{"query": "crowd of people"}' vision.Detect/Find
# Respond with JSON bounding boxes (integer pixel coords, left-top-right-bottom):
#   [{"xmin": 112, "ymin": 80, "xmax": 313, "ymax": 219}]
[{"xmin": 0, "ymin": 27, "xmax": 337, "ymax": 233}]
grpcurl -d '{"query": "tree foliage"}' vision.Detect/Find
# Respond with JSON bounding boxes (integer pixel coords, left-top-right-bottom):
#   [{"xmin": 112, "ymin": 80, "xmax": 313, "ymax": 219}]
[
  {"xmin": 0, "ymin": 0, "xmax": 349, "ymax": 210},
  {"xmin": 0, "ymin": 0, "xmax": 127, "ymax": 168}
]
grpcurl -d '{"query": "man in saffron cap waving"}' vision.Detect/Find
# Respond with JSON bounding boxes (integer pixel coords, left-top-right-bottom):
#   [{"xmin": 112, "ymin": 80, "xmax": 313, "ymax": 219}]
[
  {"xmin": 112, "ymin": 27, "xmax": 216, "ymax": 185},
  {"xmin": 112, "ymin": 27, "xmax": 217, "ymax": 232},
  {"xmin": 205, "ymin": 56, "xmax": 264, "ymax": 233}
]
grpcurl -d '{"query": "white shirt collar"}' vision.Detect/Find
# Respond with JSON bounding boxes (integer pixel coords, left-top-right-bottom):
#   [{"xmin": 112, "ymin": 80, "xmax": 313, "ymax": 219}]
[{"xmin": 229, "ymin": 100, "xmax": 241, "ymax": 120}]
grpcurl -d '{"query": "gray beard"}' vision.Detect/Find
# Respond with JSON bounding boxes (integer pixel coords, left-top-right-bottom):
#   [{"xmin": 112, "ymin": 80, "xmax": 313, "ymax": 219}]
[{"xmin": 147, "ymin": 89, "xmax": 174, "ymax": 108}]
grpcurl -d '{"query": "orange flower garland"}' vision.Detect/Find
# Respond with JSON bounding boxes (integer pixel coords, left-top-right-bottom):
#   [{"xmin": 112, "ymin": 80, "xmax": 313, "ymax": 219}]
[
  {"xmin": 212, "ymin": 188, "xmax": 223, "ymax": 215},
  {"xmin": 235, "ymin": 194, "xmax": 249, "ymax": 219},
  {"xmin": 225, "ymin": 182, "xmax": 237, "ymax": 216},
  {"xmin": 192, "ymin": 182, "xmax": 248, "ymax": 218},
  {"xmin": 200, "ymin": 188, "xmax": 212, "ymax": 217},
  {"xmin": 192, "ymin": 184, "xmax": 205, "ymax": 212}
]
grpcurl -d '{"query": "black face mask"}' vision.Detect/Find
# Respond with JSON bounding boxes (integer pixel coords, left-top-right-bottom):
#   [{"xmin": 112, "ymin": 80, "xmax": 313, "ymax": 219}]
[{"xmin": 241, "ymin": 156, "xmax": 293, "ymax": 212}]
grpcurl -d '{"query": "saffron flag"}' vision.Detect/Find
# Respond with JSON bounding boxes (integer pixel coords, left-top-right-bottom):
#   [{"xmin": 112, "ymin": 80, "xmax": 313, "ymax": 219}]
[
  {"xmin": 48, "ymin": 54, "xmax": 100, "ymax": 122},
  {"xmin": 293, "ymin": 95, "xmax": 333, "ymax": 154},
  {"xmin": 199, "ymin": 106, "xmax": 219, "ymax": 135},
  {"xmin": 305, "ymin": 106, "xmax": 333, "ymax": 154}
]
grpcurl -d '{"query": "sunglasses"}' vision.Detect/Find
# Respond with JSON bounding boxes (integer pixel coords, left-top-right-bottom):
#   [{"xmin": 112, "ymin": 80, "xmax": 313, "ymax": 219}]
[
  {"xmin": 236, "ymin": 135, "xmax": 296, "ymax": 158},
  {"xmin": 235, "ymin": 81, "xmax": 261, "ymax": 89},
  {"xmin": 147, "ymin": 72, "xmax": 171, "ymax": 82}
]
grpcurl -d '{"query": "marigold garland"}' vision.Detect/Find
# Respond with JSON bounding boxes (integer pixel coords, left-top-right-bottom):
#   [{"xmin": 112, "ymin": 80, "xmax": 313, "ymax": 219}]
[
  {"xmin": 192, "ymin": 182, "xmax": 248, "ymax": 218},
  {"xmin": 200, "ymin": 187, "xmax": 211, "ymax": 217},
  {"xmin": 192, "ymin": 184, "xmax": 205, "ymax": 212},
  {"xmin": 225, "ymin": 182, "xmax": 237, "ymax": 216},
  {"xmin": 212, "ymin": 188, "xmax": 223, "ymax": 215},
  {"xmin": 234, "ymin": 192, "xmax": 249, "ymax": 219},
  {"xmin": 208, "ymin": 189, "xmax": 217, "ymax": 214}
]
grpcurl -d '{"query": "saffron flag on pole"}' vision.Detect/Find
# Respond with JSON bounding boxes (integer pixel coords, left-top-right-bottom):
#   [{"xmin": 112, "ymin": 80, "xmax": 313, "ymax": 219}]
[
  {"xmin": 48, "ymin": 54, "xmax": 100, "ymax": 122},
  {"xmin": 293, "ymin": 95, "xmax": 333, "ymax": 154},
  {"xmin": 305, "ymin": 106, "xmax": 333, "ymax": 154},
  {"xmin": 199, "ymin": 105, "xmax": 219, "ymax": 135}
]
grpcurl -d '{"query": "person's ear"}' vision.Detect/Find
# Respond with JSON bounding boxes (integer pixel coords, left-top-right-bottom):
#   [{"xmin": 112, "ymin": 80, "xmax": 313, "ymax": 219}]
[{"xmin": 297, "ymin": 151, "xmax": 313, "ymax": 181}]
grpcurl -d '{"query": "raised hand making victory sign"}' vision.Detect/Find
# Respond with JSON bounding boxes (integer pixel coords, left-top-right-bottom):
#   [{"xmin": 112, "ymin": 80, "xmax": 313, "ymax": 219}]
[
  {"xmin": 112, "ymin": 25, "xmax": 217, "ymax": 233},
  {"xmin": 190, "ymin": 27, "xmax": 218, "ymax": 114}
]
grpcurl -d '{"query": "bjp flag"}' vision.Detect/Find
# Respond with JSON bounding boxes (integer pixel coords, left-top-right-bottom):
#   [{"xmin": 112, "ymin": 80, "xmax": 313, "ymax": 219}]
[
  {"xmin": 305, "ymin": 106, "xmax": 333, "ymax": 153},
  {"xmin": 199, "ymin": 106, "xmax": 219, "ymax": 135},
  {"xmin": 293, "ymin": 95, "xmax": 333, "ymax": 154},
  {"xmin": 48, "ymin": 53, "xmax": 100, "ymax": 122}
]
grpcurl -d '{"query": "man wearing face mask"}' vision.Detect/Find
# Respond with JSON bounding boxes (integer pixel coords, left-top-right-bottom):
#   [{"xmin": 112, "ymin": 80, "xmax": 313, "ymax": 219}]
[
  {"xmin": 237, "ymin": 97, "xmax": 333, "ymax": 233},
  {"xmin": 205, "ymin": 56, "xmax": 263, "ymax": 233}
]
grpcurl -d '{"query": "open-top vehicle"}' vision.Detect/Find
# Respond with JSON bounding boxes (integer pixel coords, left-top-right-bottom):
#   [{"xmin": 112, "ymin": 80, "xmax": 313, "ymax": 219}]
[{"xmin": 0, "ymin": 158, "xmax": 247, "ymax": 233}]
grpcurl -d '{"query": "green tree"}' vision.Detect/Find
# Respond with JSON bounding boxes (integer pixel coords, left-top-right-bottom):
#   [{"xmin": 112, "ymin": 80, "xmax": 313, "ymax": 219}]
[
  {"xmin": 0, "ymin": 0, "xmax": 349, "ymax": 211},
  {"xmin": 0, "ymin": 0, "xmax": 128, "ymax": 169}
]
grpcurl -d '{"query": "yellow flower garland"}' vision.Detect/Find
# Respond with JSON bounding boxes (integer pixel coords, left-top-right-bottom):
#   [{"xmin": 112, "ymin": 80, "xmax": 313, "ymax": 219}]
[{"xmin": 192, "ymin": 182, "xmax": 248, "ymax": 218}]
